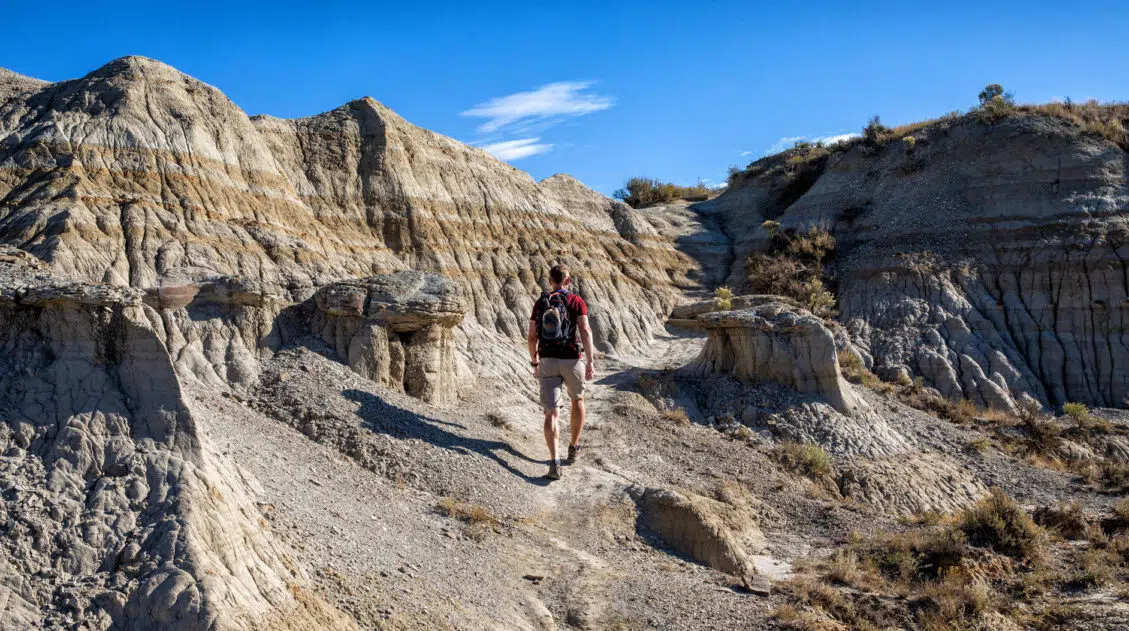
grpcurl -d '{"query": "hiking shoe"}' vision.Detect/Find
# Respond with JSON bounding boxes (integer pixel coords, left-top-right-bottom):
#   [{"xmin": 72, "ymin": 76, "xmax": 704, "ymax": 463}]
[
  {"xmin": 567, "ymin": 445, "xmax": 582, "ymax": 465},
  {"xmin": 546, "ymin": 462, "xmax": 562, "ymax": 480}
]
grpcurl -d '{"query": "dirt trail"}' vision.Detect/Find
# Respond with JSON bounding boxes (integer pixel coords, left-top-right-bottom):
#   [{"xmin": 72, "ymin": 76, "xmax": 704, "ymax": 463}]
[{"xmin": 195, "ymin": 321, "xmax": 797, "ymax": 630}]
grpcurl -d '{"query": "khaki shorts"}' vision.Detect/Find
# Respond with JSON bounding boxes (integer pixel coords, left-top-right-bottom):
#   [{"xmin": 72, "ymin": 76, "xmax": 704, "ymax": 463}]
[{"xmin": 539, "ymin": 357, "xmax": 586, "ymax": 410}]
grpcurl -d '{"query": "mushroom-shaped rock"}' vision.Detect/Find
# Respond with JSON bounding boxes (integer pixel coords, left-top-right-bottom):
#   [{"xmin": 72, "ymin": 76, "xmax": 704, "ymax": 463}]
[
  {"xmin": 311, "ymin": 271, "xmax": 466, "ymax": 405},
  {"xmin": 684, "ymin": 300, "xmax": 866, "ymax": 415}
]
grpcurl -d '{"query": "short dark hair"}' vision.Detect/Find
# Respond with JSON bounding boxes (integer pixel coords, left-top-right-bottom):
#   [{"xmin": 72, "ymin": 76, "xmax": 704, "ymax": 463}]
[{"xmin": 549, "ymin": 264, "xmax": 570, "ymax": 285}]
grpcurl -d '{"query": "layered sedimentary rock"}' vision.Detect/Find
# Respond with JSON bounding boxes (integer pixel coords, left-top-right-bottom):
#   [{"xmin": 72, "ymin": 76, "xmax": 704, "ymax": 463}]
[
  {"xmin": 0, "ymin": 249, "xmax": 350, "ymax": 630},
  {"xmin": 0, "ymin": 56, "xmax": 695, "ymax": 369},
  {"xmin": 680, "ymin": 300, "xmax": 865, "ymax": 414},
  {"xmin": 310, "ymin": 271, "xmax": 465, "ymax": 404},
  {"xmin": 702, "ymin": 113, "xmax": 1129, "ymax": 408}
]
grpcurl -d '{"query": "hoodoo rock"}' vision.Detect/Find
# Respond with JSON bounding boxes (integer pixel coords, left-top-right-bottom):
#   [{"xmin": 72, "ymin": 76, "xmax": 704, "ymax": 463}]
[
  {"xmin": 310, "ymin": 271, "xmax": 465, "ymax": 404},
  {"xmin": 680, "ymin": 300, "xmax": 865, "ymax": 414}
]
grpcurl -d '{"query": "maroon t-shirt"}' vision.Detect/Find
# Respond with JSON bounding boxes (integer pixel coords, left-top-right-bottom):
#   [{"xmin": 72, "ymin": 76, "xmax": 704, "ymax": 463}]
[{"xmin": 531, "ymin": 290, "xmax": 589, "ymax": 359}]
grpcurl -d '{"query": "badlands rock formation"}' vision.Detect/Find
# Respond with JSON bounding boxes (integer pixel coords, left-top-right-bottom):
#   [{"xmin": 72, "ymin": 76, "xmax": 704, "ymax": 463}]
[
  {"xmin": 3, "ymin": 54, "xmax": 1128, "ymax": 631},
  {"xmin": 675, "ymin": 299, "xmax": 865, "ymax": 415},
  {"xmin": 0, "ymin": 57, "xmax": 699, "ymax": 629},
  {"xmin": 310, "ymin": 272, "xmax": 465, "ymax": 404},
  {"xmin": 0, "ymin": 248, "xmax": 351, "ymax": 630},
  {"xmin": 0, "ymin": 56, "xmax": 694, "ymax": 365},
  {"xmin": 702, "ymin": 114, "xmax": 1129, "ymax": 409}
]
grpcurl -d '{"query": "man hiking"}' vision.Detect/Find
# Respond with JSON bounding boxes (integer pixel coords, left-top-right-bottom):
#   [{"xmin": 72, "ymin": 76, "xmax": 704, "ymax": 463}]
[{"xmin": 528, "ymin": 264, "xmax": 595, "ymax": 480}]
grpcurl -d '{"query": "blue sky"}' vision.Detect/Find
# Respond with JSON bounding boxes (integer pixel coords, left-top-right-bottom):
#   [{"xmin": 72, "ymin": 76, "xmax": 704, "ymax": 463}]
[{"xmin": 2, "ymin": 1, "xmax": 1127, "ymax": 195}]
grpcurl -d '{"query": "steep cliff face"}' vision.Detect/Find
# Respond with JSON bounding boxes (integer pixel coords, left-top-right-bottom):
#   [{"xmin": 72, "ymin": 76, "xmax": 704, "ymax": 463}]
[
  {"xmin": 0, "ymin": 249, "xmax": 351, "ymax": 630},
  {"xmin": 0, "ymin": 57, "xmax": 694, "ymax": 364},
  {"xmin": 704, "ymin": 113, "xmax": 1129, "ymax": 409}
]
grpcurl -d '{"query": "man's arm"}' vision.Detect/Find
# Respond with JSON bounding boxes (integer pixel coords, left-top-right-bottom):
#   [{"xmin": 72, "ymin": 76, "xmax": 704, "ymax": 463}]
[
  {"xmin": 527, "ymin": 319, "xmax": 540, "ymax": 376},
  {"xmin": 576, "ymin": 314, "xmax": 595, "ymax": 380}
]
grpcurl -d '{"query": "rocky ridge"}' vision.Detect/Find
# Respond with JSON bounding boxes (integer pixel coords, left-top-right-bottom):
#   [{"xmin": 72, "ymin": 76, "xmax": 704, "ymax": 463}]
[
  {"xmin": 0, "ymin": 56, "xmax": 694, "ymax": 366},
  {"xmin": 699, "ymin": 113, "xmax": 1129, "ymax": 410}
]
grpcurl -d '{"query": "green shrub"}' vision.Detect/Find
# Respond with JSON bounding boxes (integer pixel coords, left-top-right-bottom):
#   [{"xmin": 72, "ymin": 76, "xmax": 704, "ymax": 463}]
[
  {"xmin": 863, "ymin": 115, "xmax": 891, "ymax": 146},
  {"xmin": 1062, "ymin": 402, "xmax": 1089, "ymax": 420},
  {"xmin": 958, "ymin": 487, "xmax": 1042, "ymax": 560},
  {"xmin": 745, "ymin": 226, "xmax": 837, "ymax": 317},
  {"xmin": 902, "ymin": 135, "xmax": 916, "ymax": 153},
  {"xmin": 613, "ymin": 177, "xmax": 712, "ymax": 208},
  {"xmin": 977, "ymin": 84, "xmax": 1016, "ymax": 120},
  {"xmin": 978, "ymin": 84, "xmax": 1013, "ymax": 107},
  {"xmin": 761, "ymin": 219, "xmax": 781, "ymax": 236}
]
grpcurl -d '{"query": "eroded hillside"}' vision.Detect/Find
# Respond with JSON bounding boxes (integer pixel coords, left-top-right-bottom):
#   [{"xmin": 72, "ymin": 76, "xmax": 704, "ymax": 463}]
[
  {"xmin": 703, "ymin": 110, "xmax": 1129, "ymax": 410},
  {"xmin": 3, "ymin": 57, "xmax": 1129, "ymax": 631}
]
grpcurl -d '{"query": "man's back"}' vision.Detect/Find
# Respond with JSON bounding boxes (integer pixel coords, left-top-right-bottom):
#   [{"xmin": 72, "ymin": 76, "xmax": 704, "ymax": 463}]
[{"xmin": 531, "ymin": 290, "xmax": 588, "ymax": 359}]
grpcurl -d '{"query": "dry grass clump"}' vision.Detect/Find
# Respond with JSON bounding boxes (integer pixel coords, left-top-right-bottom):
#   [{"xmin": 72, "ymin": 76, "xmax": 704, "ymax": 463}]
[
  {"xmin": 893, "ymin": 380, "xmax": 978, "ymax": 425},
  {"xmin": 1084, "ymin": 460, "xmax": 1129, "ymax": 493},
  {"xmin": 777, "ymin": 575, "xmax": 897, "ymax": 631},
  {"xmin": 835, "ymin": 350, "xmax": 894, "ymax": 392},
  {"xmin": 1114, "ymin": 497, "xmax": 1129, "ymax": 524},
  {"xmin": 635, "ymin": 370, "xmax": 676, "ymax": 407},
  {"xmin": 780, "ymin": 494, "xmax": 1129, "ymax": 631},
  {"xmin": 1026, "ymin": 99, "xmax": 1129, "ymax": 149},
  {"xmin": 662, "ymin": 407, "xmax": 690, "ymax": 425},
  {"xmin": 855, "ymin": 375, "xmax": 1129, "ymax": 488},
  {"xmin": 745, "ymin": 226, "xmax": 837, "ymax": 318},
  {"xmin": 916, "ymin": 575, "xmax": 993, "ymax": 630},
  {"xmin": 485, "ymin": 411, "xmax": 511, "ymax": 430},
  {"xmin": 713, "ymin": 285, "xmax": 733, "ymax": 311},
  {"xmin": 437, "ymin": 496, "xmax": 497, "ymax": 525},
  {"xmin": 437, "ymin": 496, "xmax": 501, "ymax": 540},
  {"xmin": 1033, "ymin": 502, "xmax": 1091, "ymax": 541},
  {"xmin": 774, "ymin": 488, "xmax": 1072, "ymax": 630},
  {"xmin": 773, "ymin": 442, "xmax": 834, "ymax": 480}
]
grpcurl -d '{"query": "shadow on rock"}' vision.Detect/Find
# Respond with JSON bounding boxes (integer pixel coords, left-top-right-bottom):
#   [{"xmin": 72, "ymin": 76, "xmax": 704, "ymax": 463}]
[{"xmin": 342, "ymin": 388, "xmax": 548, "ymax": 485}]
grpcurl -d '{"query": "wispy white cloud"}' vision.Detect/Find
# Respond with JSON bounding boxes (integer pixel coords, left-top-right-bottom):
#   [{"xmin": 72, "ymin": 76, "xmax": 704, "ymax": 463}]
[
  {"xmin": 765, "ymin": 132, "xmax": 861, "ymax": 155},
  {"xmin": 740, "ymin": 150, "xmax": 753, "ymax": 157},
  {"xmin": 461, "ymin": 81, "xmax": 614, "ymax": 134},
  {"xmin": 479, "ymin": 137, "xmax": 553, "ymax": 161},
  {"xmin": 765, "ymin": 135, "xmax": 807, "ymax": 154},
  {"xmin": 812, "ymin": 132, "xmax": 860, "ymax": 145}
]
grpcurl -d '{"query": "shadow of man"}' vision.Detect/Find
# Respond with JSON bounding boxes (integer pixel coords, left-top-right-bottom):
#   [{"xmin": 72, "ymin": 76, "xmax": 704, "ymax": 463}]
[{"xmin": 342, "ymin": 389, "xmax": 549, "ymax": 485}]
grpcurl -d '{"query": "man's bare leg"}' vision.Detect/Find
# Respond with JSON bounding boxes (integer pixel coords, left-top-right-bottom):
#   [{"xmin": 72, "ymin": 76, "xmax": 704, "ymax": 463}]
[
  {"xmin": 544, "ymin": 409, "xmax": 560, "ymax": 462},
  {"xmin": 569, "ymin": 397, "xmax": 586, "ymax": 448}
]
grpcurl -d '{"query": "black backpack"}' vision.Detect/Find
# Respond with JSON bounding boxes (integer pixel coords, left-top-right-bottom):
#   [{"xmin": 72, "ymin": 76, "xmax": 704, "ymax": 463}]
[{"xmin": 537, "ymin": 290, "xmax": 573, "ymax": 346}]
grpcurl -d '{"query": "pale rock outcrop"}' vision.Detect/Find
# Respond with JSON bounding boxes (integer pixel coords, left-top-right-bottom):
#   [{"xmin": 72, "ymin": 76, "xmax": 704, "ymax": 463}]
[
  {"xmin": 682, "ymin": 301, "xmax": 866, "ymax": 415},
  {"xmin": 0, "ymin": 249, "xmax": 351, "ymax": 630},
  {"xmin": 309, "ymin": 271, "xmax": 465, "ymax": 404},
  {"xmin": 630, "ymin": 486, "xmax": 765, "ymax": 583},
  {"xmin": 838, "ymin": 452, "xmax": 989, "ymax": 515},
  {"xmin": 0, "ymin": 56, "xmax": 695, "ymax": 373},
  {"xmin": 701, "ymin": 113, "xmax": 1129, "ymax": 408}
]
